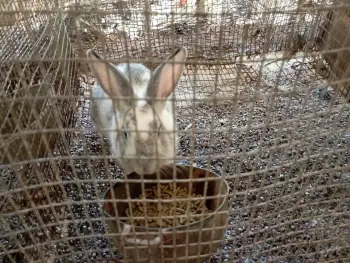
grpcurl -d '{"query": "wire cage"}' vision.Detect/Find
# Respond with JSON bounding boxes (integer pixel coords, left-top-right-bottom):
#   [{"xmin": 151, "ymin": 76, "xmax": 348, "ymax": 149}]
[
  {"xmin": 316, "ymin": 0, "xmax": 350, "ymax": 102},
  {"xmin": 1, "ymin": 0, "xmax": 350, "ymax": 262},
  {"xmin": 0, "ymin": 0, "xmax": 81, "ymax": 260}
]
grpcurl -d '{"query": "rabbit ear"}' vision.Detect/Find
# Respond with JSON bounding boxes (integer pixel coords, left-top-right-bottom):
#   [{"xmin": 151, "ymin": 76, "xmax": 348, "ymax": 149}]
[
  {"xmin": 147, "ymin": 47, "xmax": 187, "ymax": 110},
  {"xmin": 87, "ymin": 49, "xmax": 134, "ymax": 109}
]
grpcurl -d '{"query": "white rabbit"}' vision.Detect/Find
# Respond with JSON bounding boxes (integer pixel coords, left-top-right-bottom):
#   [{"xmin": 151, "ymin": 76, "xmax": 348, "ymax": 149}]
[{"xmin": 87, "ymin": 47, "xmax": 187, "ymax": 175}]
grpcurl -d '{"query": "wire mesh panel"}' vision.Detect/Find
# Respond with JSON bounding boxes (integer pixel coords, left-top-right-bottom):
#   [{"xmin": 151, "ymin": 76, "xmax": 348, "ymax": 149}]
[
  {"xmin": 316, "ymin": 0, "xmax": 350, "ymax": 101},
  {"xmin": 0, "ymin": 0, "xmax": 81, "ymax": 261},
  {"xmin": 1, "ymin": 0, "xmax": 349, "ymax": 263}
]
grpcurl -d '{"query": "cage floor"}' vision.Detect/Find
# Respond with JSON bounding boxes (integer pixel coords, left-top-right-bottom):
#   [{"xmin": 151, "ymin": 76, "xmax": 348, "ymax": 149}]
[{"xmin": 1, "ymin": 50, "xmax": 349, "ymax": 262}]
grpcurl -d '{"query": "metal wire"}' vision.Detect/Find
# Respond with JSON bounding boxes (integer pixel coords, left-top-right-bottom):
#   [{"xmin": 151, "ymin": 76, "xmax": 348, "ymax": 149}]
[{"xmin": 1, "ymin": 0, "xmax": 349, "ymax": 262}]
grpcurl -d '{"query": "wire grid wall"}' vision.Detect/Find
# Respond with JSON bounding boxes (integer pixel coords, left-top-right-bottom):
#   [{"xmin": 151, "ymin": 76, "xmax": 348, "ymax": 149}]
[
  {"xmin": 0, "ymin": 0, "xmax": 82, "ymax": 261},
  {"xmin": 1, "ymin": 0, "xmax": 350, "ymax": 262}
]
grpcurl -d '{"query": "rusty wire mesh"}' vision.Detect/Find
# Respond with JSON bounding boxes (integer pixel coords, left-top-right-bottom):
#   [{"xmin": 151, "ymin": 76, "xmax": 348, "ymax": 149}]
[{"xmin": 1, "ymin": 0, "xmax": 350, "ymax": 262}]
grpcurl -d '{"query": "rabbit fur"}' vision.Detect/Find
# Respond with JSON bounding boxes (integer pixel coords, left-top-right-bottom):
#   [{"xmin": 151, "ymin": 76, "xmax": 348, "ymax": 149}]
[{"xmin": 87, "ymin": 47, "xmax": 187, "ymax": 175}]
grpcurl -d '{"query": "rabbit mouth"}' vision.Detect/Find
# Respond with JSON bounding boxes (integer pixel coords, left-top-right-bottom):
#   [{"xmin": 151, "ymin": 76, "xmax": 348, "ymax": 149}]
[
  {"xmin": 124, "ymin": 159, "xmax": 170, "ymax": 175},
  {"xmin": 133, "ymin": 165, "xmax": 157, "ymax": 176}
]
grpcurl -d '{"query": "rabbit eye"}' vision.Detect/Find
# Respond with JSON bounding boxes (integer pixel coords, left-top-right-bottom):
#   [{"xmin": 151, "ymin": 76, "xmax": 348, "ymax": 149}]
[{"xmin": 124, "ymin": 132, "xmax": 128, "ymax": 138}]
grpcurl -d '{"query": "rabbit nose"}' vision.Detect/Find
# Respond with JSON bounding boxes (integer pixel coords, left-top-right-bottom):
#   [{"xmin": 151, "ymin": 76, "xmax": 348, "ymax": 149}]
[{"xmin": 138, "ymin": 131, "xmax": 149, "ymax": 141}]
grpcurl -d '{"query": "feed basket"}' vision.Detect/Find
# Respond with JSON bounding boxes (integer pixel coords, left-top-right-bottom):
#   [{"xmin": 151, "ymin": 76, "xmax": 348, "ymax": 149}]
[{"xmin": 103, "ymin": 165, "xmax": 229, "ymax": 263}]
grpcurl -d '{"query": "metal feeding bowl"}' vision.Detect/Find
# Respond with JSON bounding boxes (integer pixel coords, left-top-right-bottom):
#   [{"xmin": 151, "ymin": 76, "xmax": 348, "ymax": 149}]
[{"xmin": 102, "ymin": 164, "xmax": 229, "ymax": 263}]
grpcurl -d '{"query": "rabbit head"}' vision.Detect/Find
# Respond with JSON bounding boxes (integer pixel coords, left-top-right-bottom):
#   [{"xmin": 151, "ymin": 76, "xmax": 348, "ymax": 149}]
[{"xmin": 87, "ymin": 48, "xmax": 187, "ymax": 175}]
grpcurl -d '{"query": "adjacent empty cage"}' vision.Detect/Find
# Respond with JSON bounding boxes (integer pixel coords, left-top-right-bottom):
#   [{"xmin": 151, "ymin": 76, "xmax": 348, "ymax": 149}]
[{"xmin": 1, "ymin": 0, "xmax": 349, "ymax": 263}]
